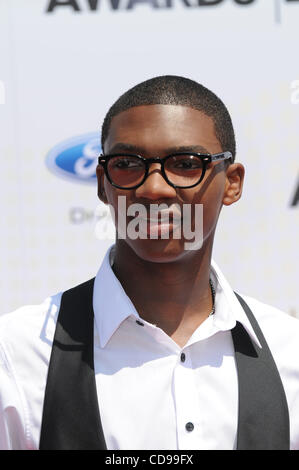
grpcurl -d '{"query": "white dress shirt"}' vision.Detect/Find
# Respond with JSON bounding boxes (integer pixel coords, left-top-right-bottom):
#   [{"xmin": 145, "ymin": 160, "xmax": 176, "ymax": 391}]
[{"xmin": 1, "ymin": 244, "xmax": 299, "ymax": 450}]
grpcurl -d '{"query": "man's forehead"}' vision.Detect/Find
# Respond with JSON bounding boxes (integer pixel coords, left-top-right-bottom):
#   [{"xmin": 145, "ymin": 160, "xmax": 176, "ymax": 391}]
[
  {"xmin": 104, "ymin": 104, "xmax": 220, "ymax": 155},
  {"xmin": 109, "ymin": 103, "xmax": 211, "ymax": 125},
  {"xmin": 107, "ymin": 141, "xmax": 211, "ymax": 155}
]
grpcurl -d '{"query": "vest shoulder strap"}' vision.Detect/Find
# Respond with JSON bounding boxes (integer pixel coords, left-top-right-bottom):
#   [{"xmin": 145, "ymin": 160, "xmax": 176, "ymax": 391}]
[
  {"xmin": 39, "ymin": 278, "xmax": 106, "ymax": 450},
  {"xmin": 232, "ymin": 292, "xmax": 290, "ymax": 449}
]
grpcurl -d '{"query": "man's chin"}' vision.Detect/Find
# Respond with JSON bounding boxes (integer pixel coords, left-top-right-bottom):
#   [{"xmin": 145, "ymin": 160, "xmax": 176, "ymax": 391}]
[{"xmin": 122, "ymin": 237, "xmax": 191, "ymax": 264}]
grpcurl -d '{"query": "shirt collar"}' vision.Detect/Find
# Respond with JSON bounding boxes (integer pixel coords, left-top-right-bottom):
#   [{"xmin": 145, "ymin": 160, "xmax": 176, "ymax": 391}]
[
  {"xmin": 93, "ymin": 245, "xmax": 140, "ymax": 348},
  {"xmin": 93, "ymin": 245, "xmax": 262, "ymax": 349},
  {"xmin": 210, "ymin": 260, "xmax": 262, "ymax": 349}
]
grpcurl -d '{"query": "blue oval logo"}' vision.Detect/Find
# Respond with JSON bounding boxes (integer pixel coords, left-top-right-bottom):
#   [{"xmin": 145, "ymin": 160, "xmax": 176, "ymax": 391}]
[{"xmin": 46, "ymin": 133, "xmax": 101, "ymax": 184}]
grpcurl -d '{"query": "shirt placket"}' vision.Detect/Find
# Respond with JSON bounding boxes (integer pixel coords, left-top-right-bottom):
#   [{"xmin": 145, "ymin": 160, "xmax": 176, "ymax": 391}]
[{"xmin": 173, "ymin": 348, "xmax": 202, "ymax": 450}]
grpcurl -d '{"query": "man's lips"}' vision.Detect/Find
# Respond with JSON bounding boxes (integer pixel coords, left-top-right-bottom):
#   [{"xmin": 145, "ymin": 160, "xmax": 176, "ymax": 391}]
[
  {"xmin": 129, "ymin": 214, "xmax": 182, "ymax": 238},
  {"xmin": 138, "ymin": 215, "xmax": 181, "ymax": 223},
  {"xmin": 125, "ymin": 204, "xmax": 183, "ymax": 237},
  {"xmin": 131, "ymin": 216, "xmax": 182, "ymax": 227},
  {"xmin": 130, "ymin": 208, "xmax": 182, "ymax": 222}
]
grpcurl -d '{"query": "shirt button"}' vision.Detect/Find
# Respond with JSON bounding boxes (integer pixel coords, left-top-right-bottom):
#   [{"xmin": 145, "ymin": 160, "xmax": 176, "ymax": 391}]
[
  {"xmin": 180, "ymin": 352, "xmax": 186, "ymax": 362},
  {"xmin": 185, "ymin": 422, "xmax": 194, "ymax": 432}
]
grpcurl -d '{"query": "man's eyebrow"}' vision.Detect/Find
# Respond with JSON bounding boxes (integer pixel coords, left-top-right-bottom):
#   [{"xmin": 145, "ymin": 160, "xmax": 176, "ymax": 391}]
[
  {"xmin": 106, "ymin": 143, "xmax": 211, "ymax": 155},
  {"xmin": 165, "ymin": 145, "xmax": 210, "ymax": 154},
  {"xmin": 107, "ymin": 143, "xmax": 143, "ymax": 154}
]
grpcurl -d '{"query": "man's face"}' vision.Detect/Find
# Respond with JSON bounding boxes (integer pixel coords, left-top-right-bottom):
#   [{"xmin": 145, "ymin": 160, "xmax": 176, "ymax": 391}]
[{"xmin": 97, "ymin": 104, "xmax": 240, "ymax": 263}]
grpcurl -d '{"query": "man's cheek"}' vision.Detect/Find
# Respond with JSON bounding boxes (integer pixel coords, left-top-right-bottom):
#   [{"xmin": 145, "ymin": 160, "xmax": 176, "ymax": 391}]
[
  {"xmin": 182, "ymin": 204, "xmax": 204, "ymax": 251},
  {"xmin": 107, "ymin": 194, "xmax": 129, "ymax": 239}
]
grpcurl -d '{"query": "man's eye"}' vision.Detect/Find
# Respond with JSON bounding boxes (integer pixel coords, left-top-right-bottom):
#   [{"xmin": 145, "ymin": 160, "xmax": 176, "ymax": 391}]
[
  {"xmin": 173, "ymin": 159, "xmax": 201, "ymax": 170},
  {"xmin": 114, "ymin": 160, "xmax": 130, "ymax": 168},
  {"xmin": 179, "ymin": 160, "xmax": 195, "ymax": 169},
  {"xmin": 113, "ymin": 159, "xmax": 141, "ymax": 169}
]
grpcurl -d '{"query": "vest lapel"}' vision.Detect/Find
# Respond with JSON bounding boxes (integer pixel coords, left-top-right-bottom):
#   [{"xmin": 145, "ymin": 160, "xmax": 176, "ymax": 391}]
[
  {"xmin": 232, "ymin": 293, "xmax": 290, "ymax": 450},
  {"xmin": 39, "ymin": 281, "xmax": 290, "ymax": 450},
  {"xmin": 39, "ymin": 278, "xmax": 106, "ymax": 450}
]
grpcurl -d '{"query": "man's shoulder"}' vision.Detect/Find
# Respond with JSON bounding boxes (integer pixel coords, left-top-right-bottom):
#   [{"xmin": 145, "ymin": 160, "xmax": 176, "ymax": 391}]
[
  {"xmin": 241, "ymin": 294, "xmax": 299, "ymax": 328},
  {"xmin": 0, "ymin": 292, "xmax": 63, "ymax": 356},
  {"xmin": 0, "ymin": 276, "xmax": 96, "ymax": 352},
  {"xmin": 240, "ymin": 293, "xmax": 299, "ymax": 360}
]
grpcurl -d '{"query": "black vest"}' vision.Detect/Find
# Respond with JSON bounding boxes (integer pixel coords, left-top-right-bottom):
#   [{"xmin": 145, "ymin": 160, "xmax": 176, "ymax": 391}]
[{"xmin": 39, "ymin": 278, "xmax": 290, "ymax": 450}]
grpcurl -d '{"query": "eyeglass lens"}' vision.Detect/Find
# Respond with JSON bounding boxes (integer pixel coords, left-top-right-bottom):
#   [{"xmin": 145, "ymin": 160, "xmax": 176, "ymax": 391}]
[{"xmin": 107, "ymin": 155, "xmax": 204, "ymax": 188}]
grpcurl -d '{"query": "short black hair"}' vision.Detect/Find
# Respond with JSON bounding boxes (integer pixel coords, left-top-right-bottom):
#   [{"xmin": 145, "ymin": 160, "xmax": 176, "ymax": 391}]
[{"xmin": 101, "ymin": 75, "xmax": 236, "ymax": 161}]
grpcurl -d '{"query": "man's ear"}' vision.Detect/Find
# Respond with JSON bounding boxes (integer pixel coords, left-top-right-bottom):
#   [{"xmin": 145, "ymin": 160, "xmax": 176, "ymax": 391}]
[
  {"xmin": 222, "ymin": 163, "xmax": 245, "ymax": 206},
  {"xmin": 96, "ymin": 165, "xmax": 108, "ymax": 204}
]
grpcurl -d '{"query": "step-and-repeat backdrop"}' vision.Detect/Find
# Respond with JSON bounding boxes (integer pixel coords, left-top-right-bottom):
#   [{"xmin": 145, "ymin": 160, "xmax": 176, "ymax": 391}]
[{"xmin": 0, "ymin": 0, "xmax": 298, "ymax": 316}]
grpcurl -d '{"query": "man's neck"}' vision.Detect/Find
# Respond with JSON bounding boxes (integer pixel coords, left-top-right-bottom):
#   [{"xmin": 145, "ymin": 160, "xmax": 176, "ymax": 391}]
[{"xmin": 111, "ymin": 241, "xmax": 214, "ymax": 347}]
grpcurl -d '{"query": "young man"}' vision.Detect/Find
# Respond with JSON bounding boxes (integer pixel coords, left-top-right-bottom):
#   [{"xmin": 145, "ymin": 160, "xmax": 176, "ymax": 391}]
[{"xmin": 0, "ymin": 75, "xmax": 299, "ymax": 450}]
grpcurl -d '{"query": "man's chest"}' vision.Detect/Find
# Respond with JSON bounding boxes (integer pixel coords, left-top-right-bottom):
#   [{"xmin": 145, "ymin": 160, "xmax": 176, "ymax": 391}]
[{"xmin": 93, "ymin": 325, "xmax": 238, "ymax": 450}]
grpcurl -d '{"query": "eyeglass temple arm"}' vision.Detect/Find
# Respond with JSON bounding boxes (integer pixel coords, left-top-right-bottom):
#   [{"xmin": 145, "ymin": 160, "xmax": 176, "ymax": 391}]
[
  {"xmin": 98, "ymin": 152, "xmax": 233, "ymax": 164},
  {"xmin": 210, "ymin": 151, "xmax": 232, "ymax": 162}
]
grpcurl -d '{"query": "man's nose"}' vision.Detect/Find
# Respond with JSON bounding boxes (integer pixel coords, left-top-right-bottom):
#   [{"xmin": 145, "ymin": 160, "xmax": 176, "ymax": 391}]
[{"xmin": 135, "ymin": 163, "xmax": 176, "ymax": 200}]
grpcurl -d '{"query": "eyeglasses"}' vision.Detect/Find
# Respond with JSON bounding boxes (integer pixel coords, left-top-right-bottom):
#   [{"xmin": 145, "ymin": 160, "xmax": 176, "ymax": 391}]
[{"xmin": 98, "ymin": 151, "xmax": 232, "ymax": 190}]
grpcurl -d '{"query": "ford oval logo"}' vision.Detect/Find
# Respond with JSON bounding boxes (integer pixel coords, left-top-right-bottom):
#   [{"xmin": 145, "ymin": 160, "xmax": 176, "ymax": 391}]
[{"xmin": 46, "ymin": 133, "xmax": 101, "ymax": 184}]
